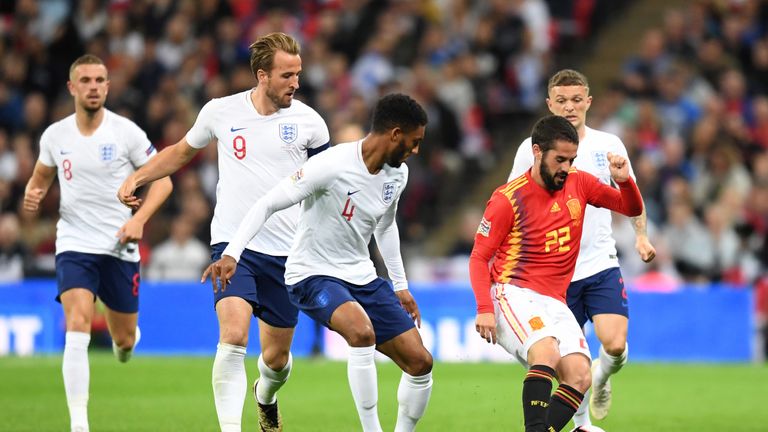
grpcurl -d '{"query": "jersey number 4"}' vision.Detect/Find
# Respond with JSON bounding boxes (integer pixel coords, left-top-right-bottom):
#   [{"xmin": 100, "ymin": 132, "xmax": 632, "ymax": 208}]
[
  {"xmin": 544, "ymin": 226, "xmax": 571, "ymax": 253},
  {"xmin": 342, "ymin": 197, "xmax": 355, "ymax": 221}
]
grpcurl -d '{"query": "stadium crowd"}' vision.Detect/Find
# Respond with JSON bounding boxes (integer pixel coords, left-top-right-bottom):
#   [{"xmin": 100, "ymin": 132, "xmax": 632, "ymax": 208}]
[
  {"xmin": 0, "ymin": 0, "xmax": 618, "ymax": 281},
  {"xmin": 0, "ymin": 0, "xmax": 767, "ymax": 300}
]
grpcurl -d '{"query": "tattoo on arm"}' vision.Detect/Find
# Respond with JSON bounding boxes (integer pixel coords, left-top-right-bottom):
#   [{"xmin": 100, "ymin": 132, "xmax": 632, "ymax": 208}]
[{"xmin": 631, "ymin": 205, "xmax": 647, "ymax": 236}]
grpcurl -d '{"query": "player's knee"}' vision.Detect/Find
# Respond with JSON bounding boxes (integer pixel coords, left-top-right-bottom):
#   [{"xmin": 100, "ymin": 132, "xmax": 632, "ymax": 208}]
[
  {"xmin": 220, "ymin": 326, "xmax": 249, "ymax": 346},
  {"xmin": 602, "ymin": 339, "xmax": 627, "ymax": 357},
  {"xmin": 343, "ymin": 325, "xmax": 376, "ymax": 347},
  {"xmin": 65, "ymin": 314, "xmax": 91, "ymax": 333},
  {"xmin": 261, "ymin": 346, "xmax": 291, "ymax": 370},
  {"xmin": 403, "ymin": 349, "xmax": 433, "ymax": 376},
  {"xmin": 112, "ymin": 332, "xmax": 137, "ymax": 350}
]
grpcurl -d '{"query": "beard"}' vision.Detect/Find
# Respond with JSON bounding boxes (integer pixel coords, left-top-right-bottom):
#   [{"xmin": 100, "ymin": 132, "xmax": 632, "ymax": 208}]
[
  {"xmin": 386, "ymin": 138, "xmax": 408, "ymax": 167},
  {"xmin": 265, "ymin": 83, "xmax": 292, "ymax": 109},
  {"xmin": 540, "ymin": 163, "xmax": 568, "ymax": 191}
]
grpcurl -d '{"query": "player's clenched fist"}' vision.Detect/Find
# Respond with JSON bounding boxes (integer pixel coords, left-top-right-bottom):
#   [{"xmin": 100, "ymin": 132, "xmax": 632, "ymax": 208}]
[
  {"xmin": 606, "ymin": 152, "xmax": 630, "ymax": 183},
  {"xmin": 201, "ymin": 255, "xmax": 237, "ymax": 293},
  {"xmin": 23, "ymin": 187, "xmax": 45, "ymax": 212},
  {"xmin": 117, "ymin": 175, "xmax": 143, "ymax": 209}
]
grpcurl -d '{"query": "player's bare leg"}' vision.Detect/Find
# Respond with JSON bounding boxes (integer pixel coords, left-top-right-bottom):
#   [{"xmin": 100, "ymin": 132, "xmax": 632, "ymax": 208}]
[
  {"xmin": 213, "ymin": 297, "xmax": 253, "ymax": 432},
  {"xmin": 61, "ymin": 289, "xmax": 96, "ymax": 432},
  {"xmin": 590, "ymin": 313, "xmax": 628, "ymax": 420},
  {"xmin": 253, "ymin": 321, "xmax": 294, "ymax": 432},
  {"xmin": 330, "ymin": 301, "xmax": 382, "ymax": 432},
  {"xmin": 377, "ymin": 328, "xmax": 433, "ymax": 432},
  {"xmin": 103, "ymin": 307, "xmax": 139, "ymax": 363}
]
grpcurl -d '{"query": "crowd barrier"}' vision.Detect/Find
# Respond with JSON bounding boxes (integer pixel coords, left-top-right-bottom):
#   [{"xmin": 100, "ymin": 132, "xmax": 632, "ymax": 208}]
[{"xmin": 0, "ymin": 280, "xmax": 755, "ymax": 362}]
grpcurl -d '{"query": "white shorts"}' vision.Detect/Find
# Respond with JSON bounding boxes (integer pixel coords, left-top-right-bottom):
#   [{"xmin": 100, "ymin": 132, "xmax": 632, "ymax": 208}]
[{"xmin": 492, "ymin": 283, "xmax": 590, "ymax": 366}]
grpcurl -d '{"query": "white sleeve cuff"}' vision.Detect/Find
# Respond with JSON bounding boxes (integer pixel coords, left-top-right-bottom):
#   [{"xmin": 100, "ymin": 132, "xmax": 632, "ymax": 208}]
[{"xmin": 392, "ymin": 280, "xmax": 408, "ymax": 292}]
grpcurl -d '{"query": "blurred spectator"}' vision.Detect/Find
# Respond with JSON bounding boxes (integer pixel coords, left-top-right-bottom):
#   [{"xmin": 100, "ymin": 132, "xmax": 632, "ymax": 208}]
[
  {"xmin": 662, "ymin": 198, "xmax": 711, "ymax": 283},
  {"xmin": 0, "ymin": 212, "xmax": 28, "ymax": 282},
  {"xmin": 146, "ymin": 216, "xmax": 209, "ymax": 281}
]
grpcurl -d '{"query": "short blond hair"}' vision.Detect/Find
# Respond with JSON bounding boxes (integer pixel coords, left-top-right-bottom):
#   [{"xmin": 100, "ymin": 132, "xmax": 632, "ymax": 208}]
[
  {"xmin": 69, "ymin": 54, "xmax": 106, "ymax": 80},
  {"xmin": 248, "ymin": 32, "xmax": 300, "ymax": 78},
  {"xmin": 548, "ymin": 69, "xmax": 589, "ymax": 93}
]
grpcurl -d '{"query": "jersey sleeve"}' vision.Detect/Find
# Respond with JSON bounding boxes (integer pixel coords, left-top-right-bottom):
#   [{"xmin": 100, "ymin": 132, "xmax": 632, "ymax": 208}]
[
  {"xmin": 509, "ymin": 138, "xmax": 534, "ymax": 181},
  {"xmin": 581, "ymin": 172, "xmax": 643, "ymax": 217},
  {"xmin": 306, "ymin": 110, "xmax": 331, "ymax": 157},
  {"xmin": 469, "ymin": 191, "xmax": 516, "ymax": 314},
  {"xmin": 186, "ymin": 99, "xmax": 218, "ymax": 149},
  {"xmin": 125, "ymin": 121, "xmax": 156, "ymax": 168},
  {"xmin": 37, "ymin": 127, "xmax": 55, "ymax": 167},
  {"xmin": 374, "ymin": 166, "xmax": 408, "ymax": 291}
]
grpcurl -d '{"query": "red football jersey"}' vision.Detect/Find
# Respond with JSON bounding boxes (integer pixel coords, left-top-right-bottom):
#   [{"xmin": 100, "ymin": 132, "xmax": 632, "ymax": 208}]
[{"xmin": 469, "ymin": 169, "xmax": 642, "ymax": 313}]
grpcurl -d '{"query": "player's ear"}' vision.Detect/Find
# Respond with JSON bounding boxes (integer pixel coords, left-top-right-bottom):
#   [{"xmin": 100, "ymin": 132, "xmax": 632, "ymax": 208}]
[
  {"xmin": 532, "ymin": 143, "xmax": 542, "ymax": 159},
  {"xmin": 390, "ymin": 127, "xmax": 402, "ymax": 143}
]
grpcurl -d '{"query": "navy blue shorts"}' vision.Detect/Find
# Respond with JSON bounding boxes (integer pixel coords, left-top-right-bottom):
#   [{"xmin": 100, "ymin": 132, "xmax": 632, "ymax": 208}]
[
  {"xmin": 55, "ymin": 251, "xmax": 140, "ymax": 313},
  {"xmin": 287, "ymin": 275, "xmax": 415, "ymax": 345},
  {"xmin": 567, "ymin": 267, "xmax": 629, "ymax": 328},
  {"xmin": 211, "ymin": 243, "xmax": 298, "ymax": 328}
]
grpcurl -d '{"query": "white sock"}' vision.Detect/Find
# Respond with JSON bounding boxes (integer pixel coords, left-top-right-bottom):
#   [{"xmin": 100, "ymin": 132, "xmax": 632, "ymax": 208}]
[
  {"xmin": 212, "ymin": 343, "xmax": 247, "ymax": 432},
  {"xmin": 348, "ymin": 345, "xmax": 382, "ymax": 432},
  {"xmin": 395, "ymin": 371, "xmax": 432, "ymax": 432},
  {"xmin": 63, "ymin": 331, "xmax": 90, "ymax": 432},
  {"xmin": 572, "ymin": 389, "xmax": 591, "ymax": 427},
  {"xmin": 255, "ymin": 353, "xmax": 292, "ymax": 405},
  {"xmin": 113, "ymin": 326, "xmax": 140, "ymax": 363},
  {"xmin": 594, "ymin": 343, "xmax": 628, "ymax": 387}
]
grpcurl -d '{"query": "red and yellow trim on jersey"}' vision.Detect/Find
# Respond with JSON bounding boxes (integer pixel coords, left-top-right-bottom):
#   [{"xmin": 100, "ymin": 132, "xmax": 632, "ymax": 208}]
[
  {"xmin": 494, "ymin": 285, "xmax": 529, "ymax": 344},
  {"xmin": 498, "ymin": 176, "xmax": 527, "ymax": 282}
]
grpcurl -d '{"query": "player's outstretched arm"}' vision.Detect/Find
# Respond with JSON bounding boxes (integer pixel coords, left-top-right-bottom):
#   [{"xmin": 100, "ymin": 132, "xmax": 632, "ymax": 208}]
[
  {"xmin": 222, "ymin": 179, "xmax": 306, "ymax": 262},
  {"xmin": 118, "ymin": 138, "xmax": 198, "ymax": 208},
  {"xmin": 116, "ymin": 176, "xmax": 173, "ymax": 244},
  {"xmin": 23, "ymin": 162, "xmax": 57, "ymax": 213}
]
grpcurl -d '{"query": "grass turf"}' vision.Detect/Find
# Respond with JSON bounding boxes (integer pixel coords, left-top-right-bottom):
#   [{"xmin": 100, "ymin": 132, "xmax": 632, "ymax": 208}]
[{"xmin": 1, "ymin": 352, "xmax": 767, "ymax": 431}]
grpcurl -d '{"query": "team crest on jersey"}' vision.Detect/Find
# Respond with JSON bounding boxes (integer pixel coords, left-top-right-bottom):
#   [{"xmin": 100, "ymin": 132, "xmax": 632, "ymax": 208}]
[
  {"xmin": 98, "ymin": 143, "xmax": 117, "ymax": 162},
  {"xmin": 592, "ymin": 151, "xmax": 608, "ymax": 170},
  {"xmin": 566, "ymin": 198, "xmax": 581, "ymax": 220},
  {"xmin": 382, "ymin": 182, "xmax": 397, "ymax": 204},
  {"xmin": 477, "ymin": 217, "xmax": 491, "ymax": 237},
  {"xmin": 279, "ymin": 123, "xmax": 298, "ymax": 144}
]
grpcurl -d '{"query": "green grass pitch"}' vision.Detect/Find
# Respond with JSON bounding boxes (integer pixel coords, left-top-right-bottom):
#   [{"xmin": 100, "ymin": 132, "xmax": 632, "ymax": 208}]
[{"xmin": 1, "ymin": 352, "xmax": 767, "ymax": 431}]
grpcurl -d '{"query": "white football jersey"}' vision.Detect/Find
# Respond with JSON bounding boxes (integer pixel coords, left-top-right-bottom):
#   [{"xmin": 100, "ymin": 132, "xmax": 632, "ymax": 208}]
[
  {"xmin": 38, "ymin": 110, "xmax": 157, "ymax": 262},
  {"xmin": 186, "ymin": 90, "xmax": 330, "ymax": 255},
  {"xmin": 509, "ymin": 126, "xmax": 636, "ymax": 281},
  {"xmin": 224, "ymin": 140, "xmax": 409, "ymax": 290}
]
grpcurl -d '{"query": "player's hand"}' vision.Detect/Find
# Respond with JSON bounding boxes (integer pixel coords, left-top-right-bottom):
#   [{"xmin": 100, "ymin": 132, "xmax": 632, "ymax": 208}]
[
  {"xmin": 116, "ymin": 218, "xmax": 144, "ymax": 244},
  {"xmin": 201, "ymin": 255, "xmax": 237, "ymax": 293},
  {"xmin": 475, "ymin": 312, "xmax": 497, "ymax": 344},
  {"xmin": 606, "ymin": 152, "xmax": 630, "ymax": 183},
  {"xmin": 635, "ymin": 234, "xmax": 656, "ymax": 263},
  {"xmin": 23, "ymin": 187, "xmax": 45, "ymax": 212},
  {"xmin": 396, "ymin": 289, "xmax": 421, "ymax": 328},
  {"xmin": 118, "ymin": 175, "xmax": 143, "ymax": 209}
]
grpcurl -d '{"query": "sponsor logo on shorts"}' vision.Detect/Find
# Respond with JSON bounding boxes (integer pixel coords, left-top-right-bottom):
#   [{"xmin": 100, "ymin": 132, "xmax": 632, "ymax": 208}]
[{"xmin": 529, "ymin": 316, "xmax": 544, "ymax": 330}]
